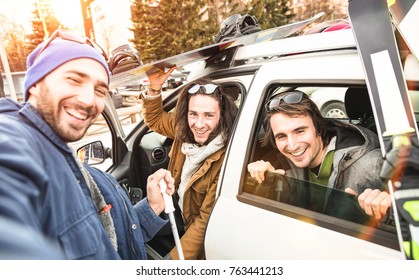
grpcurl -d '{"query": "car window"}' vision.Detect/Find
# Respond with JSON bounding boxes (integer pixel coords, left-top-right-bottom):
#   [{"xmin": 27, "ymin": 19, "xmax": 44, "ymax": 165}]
[
  {"xmin": 297, "ymin": 86, "xmax": 348, "ymax": 119},
  {"xmin": 240, "ymin": 84, "xmax": 398, "ymax": 247},
  {"xmin": 243, "ymin": 171, "xmax": 375, "ymax": 225}
]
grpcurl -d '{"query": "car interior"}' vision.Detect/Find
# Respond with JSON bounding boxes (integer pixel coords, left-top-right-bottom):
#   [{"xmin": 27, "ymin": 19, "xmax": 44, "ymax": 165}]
[{"xmin": 344, "ymin": 86, "xmax": 376, "ymax": 134}]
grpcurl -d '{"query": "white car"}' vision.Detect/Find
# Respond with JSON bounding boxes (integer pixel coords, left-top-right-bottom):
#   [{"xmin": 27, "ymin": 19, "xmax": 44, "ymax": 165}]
[{"xmin": 79, "ymin": 16, "xmax": 419, "ymax": 260}]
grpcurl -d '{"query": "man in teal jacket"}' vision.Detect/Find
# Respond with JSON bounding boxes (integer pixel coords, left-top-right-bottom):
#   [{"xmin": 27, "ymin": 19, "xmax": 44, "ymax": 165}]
[{"xmin": 0, "ymin": 30, "xmax": 174, "ymax": 259}]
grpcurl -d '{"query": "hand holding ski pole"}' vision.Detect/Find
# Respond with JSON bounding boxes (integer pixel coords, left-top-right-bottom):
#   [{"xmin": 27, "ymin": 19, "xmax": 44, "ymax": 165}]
[
  {"xmin": 160, "ymin": 179, "xmax": 185, "ymax": 260},
  {"xmin": 146, "ymin": 169, "xmax": 175, "ymax": 215}
]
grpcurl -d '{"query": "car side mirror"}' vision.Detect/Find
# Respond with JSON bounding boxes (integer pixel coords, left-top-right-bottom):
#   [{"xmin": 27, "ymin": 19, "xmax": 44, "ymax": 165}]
[{"xmin": 76, "ymin": 140, "xmax": 110, "ymax": 165}]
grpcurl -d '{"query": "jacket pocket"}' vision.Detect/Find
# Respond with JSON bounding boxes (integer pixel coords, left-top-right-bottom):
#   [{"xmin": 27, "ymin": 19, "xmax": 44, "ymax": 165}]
[
  {"xmin": 59, "ymin": 212, "xmax": 102, "ymax": 259},
  {"xmin": 191, "ymin": 180, "xmax": 207, "ymax": 194},
  {"xmin": 188, "ymin": 181, "xmax": 208, "ymax": 214}
]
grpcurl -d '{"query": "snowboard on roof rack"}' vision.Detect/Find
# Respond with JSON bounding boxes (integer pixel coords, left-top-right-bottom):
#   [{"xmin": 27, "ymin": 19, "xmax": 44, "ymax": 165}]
[{"xmin": 109, "ymin": 12, "xmax": 325, "ymax": 89}]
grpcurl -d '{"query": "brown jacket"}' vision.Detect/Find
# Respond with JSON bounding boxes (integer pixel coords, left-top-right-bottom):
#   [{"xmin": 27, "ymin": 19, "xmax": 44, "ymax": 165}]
[{"xmin": 141, "ymin": 96, "xmax": 225, "ymax": 259}]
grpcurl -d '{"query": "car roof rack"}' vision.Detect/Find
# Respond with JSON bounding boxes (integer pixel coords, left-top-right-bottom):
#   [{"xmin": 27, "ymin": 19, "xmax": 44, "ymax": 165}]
[
  {"xmin": 193, "ymin": 29, "xmax": 357, "ymax": 79},
  {"xmin": 233, "ymin": 29, "xmax": 356, "ymax": 63}
]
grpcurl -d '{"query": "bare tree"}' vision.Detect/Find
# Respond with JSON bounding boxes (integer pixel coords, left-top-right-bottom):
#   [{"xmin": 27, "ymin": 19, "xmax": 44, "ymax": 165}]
[
  {"xmin": 0, "ymin": 15, "xmax": 28, "ymax": 72},
  {"xmin": 101, "ymin": 25, "xmax": 114, "ymax": 56},
  {"xmin": 292, "ymin": 0, "xmax": 348, "ymax": 22}
]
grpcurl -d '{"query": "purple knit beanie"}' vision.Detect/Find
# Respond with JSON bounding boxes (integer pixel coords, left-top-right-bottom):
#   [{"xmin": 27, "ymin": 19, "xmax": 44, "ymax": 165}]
[{"xmin": 24, "ymin": 38, "xmax": 110, "ymax": 101}]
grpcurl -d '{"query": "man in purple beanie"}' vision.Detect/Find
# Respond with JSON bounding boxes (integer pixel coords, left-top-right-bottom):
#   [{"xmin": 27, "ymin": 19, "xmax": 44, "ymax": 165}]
[{"xmin": 0, "ymin": 30, "xmax": 174, "ymax": 259}]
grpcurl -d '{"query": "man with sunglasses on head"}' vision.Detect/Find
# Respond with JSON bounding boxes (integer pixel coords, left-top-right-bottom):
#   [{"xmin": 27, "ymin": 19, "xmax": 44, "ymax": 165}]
[
  {"xmin": 142, "ymin": 68, "xmax": 238, "ymax": 259},
  {"xmin": 247, "ymin": 90, "xmax": 392, "ymax": 221},
  {"xmin": 0, "ymin": 30, "xmax": 175, "ymax": 259}
]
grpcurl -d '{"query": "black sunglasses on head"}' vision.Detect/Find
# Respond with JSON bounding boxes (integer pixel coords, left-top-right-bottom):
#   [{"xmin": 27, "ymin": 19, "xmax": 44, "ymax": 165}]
[
  {"xmin": 34, "ymin": 29, "xmax": 108, "ymax": 62},
  {"xmin": 265, "ymin": 90, "xmax": 305, "ymax": 112}
]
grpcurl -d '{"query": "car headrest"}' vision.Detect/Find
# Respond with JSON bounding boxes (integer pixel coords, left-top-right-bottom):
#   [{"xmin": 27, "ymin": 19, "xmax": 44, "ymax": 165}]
[{"xmin": 344, "ymin": 87, "xmax": 373, "ymax": 120}]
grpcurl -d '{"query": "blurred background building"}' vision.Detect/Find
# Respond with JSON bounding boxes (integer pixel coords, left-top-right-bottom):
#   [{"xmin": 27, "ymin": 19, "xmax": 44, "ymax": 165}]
[{"xmin": 80, "ymin": 0, "xmax": 134, "ymax": 54}]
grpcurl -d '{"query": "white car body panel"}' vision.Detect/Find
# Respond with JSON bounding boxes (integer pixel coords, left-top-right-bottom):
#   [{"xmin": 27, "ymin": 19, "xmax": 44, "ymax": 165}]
[{"xmin": 205, "ymin": 198, "xmax": 403, "ymax": 259}]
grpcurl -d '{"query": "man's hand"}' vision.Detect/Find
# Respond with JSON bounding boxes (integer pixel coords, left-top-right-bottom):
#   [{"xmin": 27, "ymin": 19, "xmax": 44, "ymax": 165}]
[
  {"xmin": 147, "ymin": 66, "xmax": 176, "ymax": 92},
  {"xmin": 146, "ymin": 168, "xmax": 175, "ymax": 215},
  {"xmin": 247, "ymin": 160, "xmax": 285, "ymax": 183},
  {"xmin": 345, "ymin": 188, "xmax": 391, "ymax": 220}
]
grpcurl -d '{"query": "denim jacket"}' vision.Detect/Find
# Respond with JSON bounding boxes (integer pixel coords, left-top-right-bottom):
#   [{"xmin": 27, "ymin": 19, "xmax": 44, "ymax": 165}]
[{"xmin": 0, "ymin": 99, "xmax": 167, "ymax": 259}]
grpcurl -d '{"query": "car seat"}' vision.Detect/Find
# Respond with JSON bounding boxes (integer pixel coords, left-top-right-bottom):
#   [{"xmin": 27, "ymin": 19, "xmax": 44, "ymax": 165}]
[{"xmin": 344, "ymin": 87, "xmax": 376, "ymax": 134}]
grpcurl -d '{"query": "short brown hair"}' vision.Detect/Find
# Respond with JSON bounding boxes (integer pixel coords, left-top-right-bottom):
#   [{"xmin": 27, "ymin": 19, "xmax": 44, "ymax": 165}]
[{"xmin": 261, "ymin": 90, "xmax": 336, "ymax": 147}]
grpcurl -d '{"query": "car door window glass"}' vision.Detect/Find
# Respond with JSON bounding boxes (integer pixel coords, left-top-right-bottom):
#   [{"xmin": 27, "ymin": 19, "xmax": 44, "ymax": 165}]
[{"xmin": 242, "ymin": 85, "xmax": 397, "ymax": 234}]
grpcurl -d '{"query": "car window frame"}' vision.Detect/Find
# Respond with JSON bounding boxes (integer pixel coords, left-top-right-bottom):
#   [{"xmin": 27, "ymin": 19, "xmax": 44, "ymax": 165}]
[{"xmin": 236, "ymin": 82, "xmax": 400, "ymax": 251}]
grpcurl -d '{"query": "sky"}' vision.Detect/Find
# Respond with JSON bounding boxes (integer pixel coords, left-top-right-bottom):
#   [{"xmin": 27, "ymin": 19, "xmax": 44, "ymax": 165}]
[{"xmin": 0, "ymin": 0, "xmax": 83, "ymax": 32}]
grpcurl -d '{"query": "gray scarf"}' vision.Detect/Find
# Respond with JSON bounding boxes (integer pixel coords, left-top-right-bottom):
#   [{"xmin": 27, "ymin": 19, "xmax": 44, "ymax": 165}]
[{"xmin": 73, "ymin": 154, "xmax": 118, "ymax": 251}]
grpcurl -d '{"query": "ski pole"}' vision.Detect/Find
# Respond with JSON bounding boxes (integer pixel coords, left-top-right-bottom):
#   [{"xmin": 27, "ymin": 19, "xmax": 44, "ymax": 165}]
[{"xmin": 160, "ymin": 179, "xmax": 184, "ymax": 260}]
